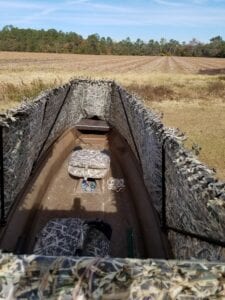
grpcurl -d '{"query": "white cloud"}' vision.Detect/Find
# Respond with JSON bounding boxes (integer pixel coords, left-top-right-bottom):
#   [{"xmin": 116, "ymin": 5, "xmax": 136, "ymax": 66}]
[
  {"xmin": 0, "ymin": 0, "xmax": 44, "ymax": 9},
  {"xmin": 153, "ymin": 0, "xmax": 185, "ymax": 6},
  {"xmin": 152, "ymin": 0, "xmax": 223, "ymax": 5},
  {"xmin": 1, "ymin": 0, "xmax": 225, "ymax": 32}
]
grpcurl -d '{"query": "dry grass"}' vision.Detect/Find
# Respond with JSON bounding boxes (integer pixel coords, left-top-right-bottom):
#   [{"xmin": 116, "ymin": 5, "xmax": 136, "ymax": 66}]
[
  {"xmin": 126, "ymin": 74, "xmax": 225, "ymax": 102},
  {"xmin": 150, "ymin": 100, "xmax": 225, "ymax": 180},
  {"xmin": 0, "ymin": 79, "xmax": 61, "ymax": 111},
  {"xmin": 0, "ymin": 52, "xmax": 225, "ymax": 180},
  {"xmin": 126, "ymin": 77, "xmax": 225, "ymax": 180}
]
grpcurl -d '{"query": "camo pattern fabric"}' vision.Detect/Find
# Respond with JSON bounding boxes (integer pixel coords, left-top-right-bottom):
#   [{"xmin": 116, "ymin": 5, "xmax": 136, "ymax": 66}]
[
  {"xmin": 68, "ymin": 149, "xmax": 110, "ymax": 179},
  {"xmin": 68, "ymin": 166, "xmax": 108, "ymax": 179},
  {"xmin": 82, "ymin": 228, "xmax": 110, "ymax": 257},
  {"xmin": 33, "ymin": 218, "xmax": 110, "ymax": 257},
  {"xmin": 1, "ymin": 255, "xmax": 225, "ymax": 299},
  {"xmin": 33, "ymin": 218, "xmax": 88, "ymax": 256}
]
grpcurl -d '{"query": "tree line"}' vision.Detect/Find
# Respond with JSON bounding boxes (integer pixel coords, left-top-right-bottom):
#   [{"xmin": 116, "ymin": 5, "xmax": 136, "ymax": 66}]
[{"xmin": 0, "ymin": 25, "xmax": 225, "ymax": 57}]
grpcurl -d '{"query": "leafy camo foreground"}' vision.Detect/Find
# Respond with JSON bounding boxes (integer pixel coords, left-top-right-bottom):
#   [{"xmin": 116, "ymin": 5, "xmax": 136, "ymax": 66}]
[{"xmin": 0, "ymin": 254, "xmax": 225, "ymax": 299}]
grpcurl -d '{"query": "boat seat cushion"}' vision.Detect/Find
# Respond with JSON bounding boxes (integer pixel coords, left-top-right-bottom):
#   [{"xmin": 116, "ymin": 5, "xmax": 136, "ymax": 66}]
[
  {"xmin": 33, "ymin": 218, "xmax": 111, "ymax": 257},
  {"xmin": 68, "ymin": 149, "xmax": 110, "ymax": 179}
]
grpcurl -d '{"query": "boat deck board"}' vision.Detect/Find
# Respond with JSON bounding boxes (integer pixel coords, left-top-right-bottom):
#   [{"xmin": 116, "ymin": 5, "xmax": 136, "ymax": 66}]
[{"xmin": 75, "ymin": 119, "xmax": 111, "ymax": 132}]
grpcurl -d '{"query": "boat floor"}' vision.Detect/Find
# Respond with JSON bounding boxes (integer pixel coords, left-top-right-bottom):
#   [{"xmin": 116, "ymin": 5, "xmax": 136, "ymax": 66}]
[
  {"xmin": 0, "ymin": 128, "xmax": 170, "ymax": 258},
  {"xmin": 27, "ymin": 134, "xmax": 146, "ymax": 257}
]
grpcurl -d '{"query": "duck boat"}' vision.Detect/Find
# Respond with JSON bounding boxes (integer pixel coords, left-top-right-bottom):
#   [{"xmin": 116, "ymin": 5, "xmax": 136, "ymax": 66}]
[
  {"xmin": 0, "ymin": 79, "xmax": 225, "ymax": 298},
  {"xmin": 0, "ymin": 119, "xmax": 170, "ymax": 259}
]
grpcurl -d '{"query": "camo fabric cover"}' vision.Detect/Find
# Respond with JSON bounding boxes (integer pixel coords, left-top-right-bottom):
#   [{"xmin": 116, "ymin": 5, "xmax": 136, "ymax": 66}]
[
  {"xmin": 68, "ymin": 149, "xmax": 110, "ymax": 179},
  {"xmin": 82, "ymin": 228, "xmax": 110, "ymax": 257},
  {"xmin": 1, "ymin": 254, "xmax": 225, "ymax": 299},
  {"xmin": 68, "ymin": 166, "xmax": 109, "ymax": 179},
  {"xmin": 33, "ymin": 218, "xmax": 110, "ymax": 257}
]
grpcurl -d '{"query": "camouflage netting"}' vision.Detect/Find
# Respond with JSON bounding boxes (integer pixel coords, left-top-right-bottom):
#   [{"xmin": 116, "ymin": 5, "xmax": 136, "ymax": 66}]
[
  {"xmin": 0, "ymin": 80, "xmax": 112, "ymax": 214},
  {"xmin": 110, "ymin": 84, "xmax": 225, "ymax": 261},
  {"xmin": 1, "ymin": 254, "xmax": 225, "ymax": 299},
  {"xmin": 1, "ymin": 79, "xmax": 225, "ymax": 261},
  {"xmin": 33, "ymin": 218, "xmax": 110, "ymax": 257}
]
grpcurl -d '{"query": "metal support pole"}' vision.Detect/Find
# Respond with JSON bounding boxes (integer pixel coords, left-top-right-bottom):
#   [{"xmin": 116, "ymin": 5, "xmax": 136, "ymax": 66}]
[
  {"xmin": 0, "ymin": 126, "xmax": 6, "ymax": 226},
  {"xmin": 32, "ymin": 85, "xmax": 71, "ymax": 171},
  {"xmin": 161, "ymin": 138, "xmax": 167, "ymax": 231},
  {"xmin": 117, "ymin": 88, "xmax": 142, "ymax": 164}
]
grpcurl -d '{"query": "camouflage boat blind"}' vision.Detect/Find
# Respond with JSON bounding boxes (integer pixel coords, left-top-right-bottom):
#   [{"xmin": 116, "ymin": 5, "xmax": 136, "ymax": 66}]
[{"xmin": 0, "ymin": 79, "xmax": 225, "ymax": 262}]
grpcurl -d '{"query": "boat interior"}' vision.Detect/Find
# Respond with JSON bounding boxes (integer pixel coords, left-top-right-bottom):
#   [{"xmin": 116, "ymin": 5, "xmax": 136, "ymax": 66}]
[{"xmin": 0, "ymin": 119, "xmax": 171, "ymax": 259}]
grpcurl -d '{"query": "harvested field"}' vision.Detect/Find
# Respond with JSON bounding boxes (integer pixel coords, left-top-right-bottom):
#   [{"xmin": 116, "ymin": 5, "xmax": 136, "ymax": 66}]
[
  {"xmin": 0, "ymin": 52, "xmax": 225, "ymax": 180},
  {"xmin": 1, "ymin": 52, "xmax": 225, "ymax": 76}
]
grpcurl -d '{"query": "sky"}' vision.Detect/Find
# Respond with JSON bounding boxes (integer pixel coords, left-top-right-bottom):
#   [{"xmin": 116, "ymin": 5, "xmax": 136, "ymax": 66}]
[{"xmin": 0, "ymin": 0, "xmax": 225, "ymax": 42}]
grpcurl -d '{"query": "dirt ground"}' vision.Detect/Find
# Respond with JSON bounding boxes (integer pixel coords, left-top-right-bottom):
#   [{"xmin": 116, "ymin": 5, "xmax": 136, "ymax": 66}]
[{"xmin": 1, "ymin": 52, "xmax": 225, "ymax": 75}]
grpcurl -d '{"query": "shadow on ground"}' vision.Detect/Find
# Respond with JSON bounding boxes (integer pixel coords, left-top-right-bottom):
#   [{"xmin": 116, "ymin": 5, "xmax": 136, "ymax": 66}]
[{"xmin": 198, "ymin": 68, "xmax": 225, "ymax": 75}]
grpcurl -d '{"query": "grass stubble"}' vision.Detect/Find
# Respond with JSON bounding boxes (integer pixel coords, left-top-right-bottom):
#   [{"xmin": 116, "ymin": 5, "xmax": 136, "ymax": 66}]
[{"xmin": 0, "ymin": 52, "xmax": 224, "ymax": 180}]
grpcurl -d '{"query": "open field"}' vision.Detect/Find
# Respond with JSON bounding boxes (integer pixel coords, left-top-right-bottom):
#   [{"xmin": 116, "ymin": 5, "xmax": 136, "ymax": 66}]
[{"xmin": 0, "ymin": 52, "xmax": 225, "ymax": 179}]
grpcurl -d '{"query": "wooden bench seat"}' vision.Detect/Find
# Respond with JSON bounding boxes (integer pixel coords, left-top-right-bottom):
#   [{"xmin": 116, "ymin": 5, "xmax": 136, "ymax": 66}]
[{"xmin": 75, "ymin": 119, "xmax": 111, "ymax": 132}]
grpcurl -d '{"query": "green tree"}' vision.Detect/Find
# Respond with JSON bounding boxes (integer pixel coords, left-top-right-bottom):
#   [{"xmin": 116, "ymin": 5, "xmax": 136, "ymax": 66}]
[{"xmin": 0, "ymin": 25, "xmax": 224, "ymax": 57}]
